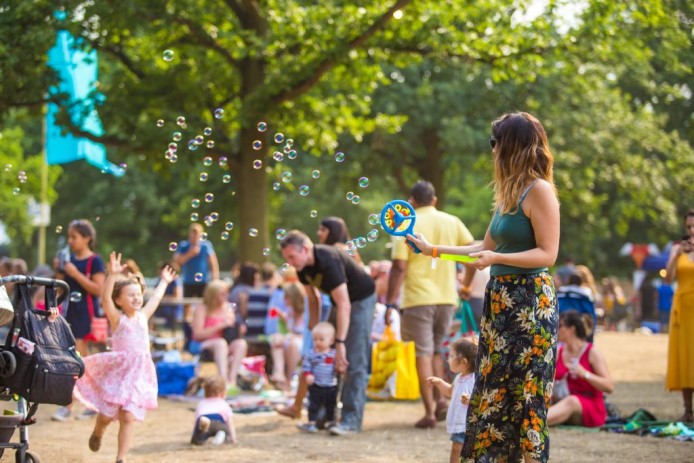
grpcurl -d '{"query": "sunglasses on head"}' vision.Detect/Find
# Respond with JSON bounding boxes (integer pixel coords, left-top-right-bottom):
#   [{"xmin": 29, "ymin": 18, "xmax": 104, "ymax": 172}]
[{"xmin": 489, "ymin": 137, "xmax": 497, "ymax": 149}]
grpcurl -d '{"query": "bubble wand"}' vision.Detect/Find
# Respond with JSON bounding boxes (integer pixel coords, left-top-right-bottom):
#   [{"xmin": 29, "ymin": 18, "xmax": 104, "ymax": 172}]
[{"xmin": 379, "ymin": 200, "xmax": 478, "ymax": 263}]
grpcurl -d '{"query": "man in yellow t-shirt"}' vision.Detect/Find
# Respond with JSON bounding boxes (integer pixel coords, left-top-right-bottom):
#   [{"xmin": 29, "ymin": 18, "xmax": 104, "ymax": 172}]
[{"xmin": 386, "ymin": 181, "xmax": 475, "ymax": 429}]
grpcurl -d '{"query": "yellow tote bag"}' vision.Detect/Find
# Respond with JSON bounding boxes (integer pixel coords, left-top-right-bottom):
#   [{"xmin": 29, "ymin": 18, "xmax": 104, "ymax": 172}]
[{"xmin": 367, "ymin": 326, "xmax": 420, "ymax": 400}]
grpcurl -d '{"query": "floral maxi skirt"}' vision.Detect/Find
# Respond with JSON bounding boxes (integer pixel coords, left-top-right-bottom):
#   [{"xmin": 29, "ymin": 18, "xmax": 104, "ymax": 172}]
[{"xmin": 461, "ymin": 273, "xmax": 558, "ymax": 463}]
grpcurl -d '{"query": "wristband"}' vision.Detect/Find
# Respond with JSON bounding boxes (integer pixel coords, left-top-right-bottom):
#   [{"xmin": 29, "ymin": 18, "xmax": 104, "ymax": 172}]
[
  {"xmin": 335, "ymin": 339, "xmax": 345, "ymax": 344},
  {"xmin": 385, "ymin": 303, "xmax": 398, "ymax": 310},
  {"xmin": 432, "ymin": 246, "xmax": 439, "ymax": 258}
]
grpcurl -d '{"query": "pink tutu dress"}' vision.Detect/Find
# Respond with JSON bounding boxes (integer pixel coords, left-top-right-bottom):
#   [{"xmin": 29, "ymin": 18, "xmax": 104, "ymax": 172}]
[{"xmin": 73, "ymin": 311, "xmax": 157, "ymax": 421}]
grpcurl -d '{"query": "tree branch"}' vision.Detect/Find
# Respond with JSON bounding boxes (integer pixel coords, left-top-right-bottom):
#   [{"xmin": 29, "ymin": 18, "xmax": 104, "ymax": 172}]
[
  {"xmin": 272, "ymin": 0, "xmax": 413, "ymax": 105},
  {"xmin": 174, "ymin": 17, "xmax": 240, "ymax": 69},
  {"xmin": 91, "ymin": 41, "xmax": 147, "ymax": 80}
]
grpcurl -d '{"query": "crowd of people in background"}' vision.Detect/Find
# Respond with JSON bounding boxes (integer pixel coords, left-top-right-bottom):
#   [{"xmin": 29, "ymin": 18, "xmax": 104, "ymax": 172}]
[{"xmin": 0, "ymin": 114, "xmax": 691, "ymax": 463}]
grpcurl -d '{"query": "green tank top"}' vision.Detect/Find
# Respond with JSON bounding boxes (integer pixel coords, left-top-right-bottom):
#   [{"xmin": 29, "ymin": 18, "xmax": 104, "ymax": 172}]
[{"xmin": 489, "ymin": 181, "xmax": 548, "ymax": 277}]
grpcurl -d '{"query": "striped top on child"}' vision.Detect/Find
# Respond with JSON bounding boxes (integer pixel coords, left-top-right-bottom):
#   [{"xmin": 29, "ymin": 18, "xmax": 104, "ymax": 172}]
[{"xmin": 302, "ymin": 349, "xmax": 337, "ymax": 387}]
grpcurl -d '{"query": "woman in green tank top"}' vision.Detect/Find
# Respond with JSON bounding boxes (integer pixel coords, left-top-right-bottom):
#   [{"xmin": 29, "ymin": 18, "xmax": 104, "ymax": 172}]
[{"xmin": 408, "ymin": 112, "xmax": 560, "ymax": 463}]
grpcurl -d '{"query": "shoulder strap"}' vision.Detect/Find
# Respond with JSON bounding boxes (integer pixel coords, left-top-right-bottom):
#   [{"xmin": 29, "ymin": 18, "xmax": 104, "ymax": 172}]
[
  {"xmin": 519, "ymin": 180, "xmax": 539, "ymax": 205},
  {"xmin": 85, "ymin": 255, "xmax": 96, "ymax": 319}
]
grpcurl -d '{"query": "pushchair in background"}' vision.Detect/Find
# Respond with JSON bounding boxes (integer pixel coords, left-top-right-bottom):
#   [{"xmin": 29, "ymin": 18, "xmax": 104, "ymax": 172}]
[{"xmin": 0, "ymin": 275, "xmax": 84, "ymax": 463}]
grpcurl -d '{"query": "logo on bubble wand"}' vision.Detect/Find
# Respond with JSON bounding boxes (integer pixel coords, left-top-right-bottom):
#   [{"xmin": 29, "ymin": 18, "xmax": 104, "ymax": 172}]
[{"xmin": 379, "ymin": 200, "xmax": 478, "ymax": 263}]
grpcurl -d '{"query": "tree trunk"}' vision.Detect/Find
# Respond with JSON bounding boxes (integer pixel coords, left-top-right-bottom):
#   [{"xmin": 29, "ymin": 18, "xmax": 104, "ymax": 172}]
[
  {"xmin": 237, "ymin": 126, "xmax": 269, "ymax": 262},
  {"xmin": 421, "ymin": 129, "xmax": 446, "ymax": 207}
]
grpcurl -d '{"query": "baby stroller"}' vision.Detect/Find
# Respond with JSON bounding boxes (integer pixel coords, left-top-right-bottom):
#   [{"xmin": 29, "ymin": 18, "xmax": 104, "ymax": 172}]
[
  {"xmin": 0, "ymin": 275, "xmax": 83, "ymax": 463},
  {"xmin": 556, "ymin": 287, "xmax": 597, "ymax": 342}
]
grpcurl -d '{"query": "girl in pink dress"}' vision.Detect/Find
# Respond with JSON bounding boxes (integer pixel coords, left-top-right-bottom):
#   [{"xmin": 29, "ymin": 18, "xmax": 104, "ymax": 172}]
[{"xmin": 74, "ymin": 251, "xmax": 176, "ymax": 463}]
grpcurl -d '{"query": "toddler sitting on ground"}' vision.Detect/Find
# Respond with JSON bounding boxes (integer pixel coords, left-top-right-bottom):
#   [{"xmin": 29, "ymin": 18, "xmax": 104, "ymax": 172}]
[{"xmin": 191, "ymin": 375, "xmax": 237, "ymax": 445}]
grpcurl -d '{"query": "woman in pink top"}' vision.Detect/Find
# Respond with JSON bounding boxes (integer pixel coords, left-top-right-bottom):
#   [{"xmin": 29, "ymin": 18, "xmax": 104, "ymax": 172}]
[
  {"xmin": 548, "ymin": 310, "xmax": 614, "ymax": 427},
  {"xmin": 192, "ymin": 279, "xmax": 248, "ymax": 389}
]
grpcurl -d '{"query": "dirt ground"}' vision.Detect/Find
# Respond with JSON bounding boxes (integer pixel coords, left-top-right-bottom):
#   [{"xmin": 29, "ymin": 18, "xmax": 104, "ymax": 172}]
[{"xmin": 5, "ymin": 332, "xmax": 693, "ymax": 463}]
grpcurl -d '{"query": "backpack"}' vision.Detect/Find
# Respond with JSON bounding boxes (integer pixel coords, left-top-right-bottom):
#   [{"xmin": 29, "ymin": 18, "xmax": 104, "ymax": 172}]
[{"xmin": 1, "ymin": 282, "xmax": 85, "ymax": 406}]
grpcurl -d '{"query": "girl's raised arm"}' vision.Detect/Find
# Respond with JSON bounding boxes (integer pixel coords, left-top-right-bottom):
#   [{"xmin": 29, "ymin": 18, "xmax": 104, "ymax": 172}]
[
  {"xmin": 102, "ymin": 251, "xmax": 125, "ymax": 330},
  {"xmin": 143, "ymin": 265, "xmax": 177, "ymax": 319}
]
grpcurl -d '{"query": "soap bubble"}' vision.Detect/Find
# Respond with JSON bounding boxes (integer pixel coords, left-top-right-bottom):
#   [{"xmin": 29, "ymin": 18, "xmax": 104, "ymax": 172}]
[
  {"xmin": 190, "ymin": 212, "xmax": 199, "ymax": 221},
  {"xmin": 204, "ymin": 127, "xmax": 213, "ymax": 136},
  {"xmin": 225, "ymin": 222, "xmax": 234, "ymax": 231},
  {"xmin": 252, "ymin": 140, "xmax": 262, "ymax": 150},
  {"xmin": 275, "ymin": 228, "xmax": 287, "ymax": 240},
  {"xmin": 173, "ymin": 132, "xmax": 182, "ymax": 142},
  {"xmin": 298, "ymin": 185, "xmax": 310, "ymax": 196},
  {"xmin": 367, "ymin": 229, "xmax": 379, "ymax": 242},
  {"xmin": 17, "ymin": 171, "xmax": 27, "ymax": 183},
  {"xmin": 358, "ymin": 177, "xmax": 369, "ymax": 188},
  {"xmin": 210, "ymin": 212, "xmax": 219, "ymax": 221},
  {"xmin": 312, "ymin": 170, "xmax": 321, "ymax": 179},
  {"xmin": 283, "ymin": 145, "xmax": 291, "ymax": 154},
  {"xmin": 262, "ymin": 247, "xmax": 271, "ymax": 256},
  {"xmin": 214, "ymin": 108, "xmax": 224, "ymax": 119},
  {"xmin": 162, "ymin": 49, "xmax": 175, "ymax": 61},
  {"xmin": 253, "ymin": 160, "xmax": 263, "ymax": 169},
  {"xmin": 355, "ymin": 237, "xmax": 367, "ymax": 248},
  {"xmin": 222, "ymin": 174, "xmax": 231, "ymax": 183},
  {"xmin": 281, "ymin": 263, "xmax": 290, "ymax": 272},
  {"xmin": 169, "ymin": 153, "xmax": 178, "ymax": 162},
  {"xmin": 156, "ymin": 119, "xmax": 165, "ymax": 127},
  {"xmin": 199, "ymin": 172, "xmax": 208, "ymax": 182},
  {"xmin": 335, "ymin": 152, "xmax": 345, "ymax": 162},
  {"xmin": 188, "ymin": 140, "xmax": 198, "ymax": 151},
  {"xmin": 218, "ymin": 156, "xmax": 228, "ymax": 167},
  {"xmin": 202, "ymin": 157, "xmax": 212, "ymax": 167},
  {"xmin": 194, "ymin": 135, "xmax": 204, "ymax": 144},
  {"xmin": 249, "ymin": 228, "xmax": 259, "ymax": 237},
  {"xmin": 206, "ymin": 140, "xmax": 215, "ymax": 149},
  {"xmin": 4, "ymin": 164, "xmax": 11, "ymax": 172},
  {"xmin": 310, "ymin": 210, "xmax": 318, "ymax": 218},
  {"xmin": 368, "ymin": 214, "xmax": 379, "ymax": 225},
  {"xmin": 194, "ymin": 273, "xmax": 204, "ymax": 282},
  {"xmin": 69, "ymin": 292, "xmax": 82, "ymax": 303},
  {"xmin": 257, "ymin": 122, "xmax": 267, "ymax": 132},
  {"xmin": 351, "ymin": 195, "xmax": 360, "ymax": 205},
  {"xmin": 273, "ymin": 151, "xmax": 284, "ymax": 162},
  {"xmin": 220, "ymin": 231, "xmax": 230, "ymax": 240},
  {"xmin": 12, "ymin": 188, "xmax": 20, "ymax": 195},
  {"xmin": 55, "ymin": 225, "xmax": 63, "ymax": 233},
  {"xmin": 272, "ymin": 181, "xmax": 281, "ymax": 191},
  {"xmin": 168, "ymin": 142, "xmax": 178, "ymax": 152},
  {"xmin": 191, "ymin": 198, "xmax": 200, "ymax": 208},
  {"xmin": 281, "ymin": 171, "xmax": 292, "ymax": 182},
  {"xmin": 168, "ymin": 242, "xmax": 178, "ymax": 252},
  {"xmin": 286, "ymin": 138, "xmax": 294, "ymax": 147},
  {"xmin": 273, "ymin": 133, "xmax": 284, "ymax": 143},
  {"xmin": 204, "ymin": 193, "xmax": 214, "ymax": 203},
  {"xmin": 176, "ymin": 116, "xmax": 186, "ymax": 126},
  {"xmin": 287, "ymin": 149, "xmax": 297, "ymax": 160},
  {"xmin": 201, "ymin": 232, "xmax": 208, "ymax": 240},
  {"xmin": 345, "ymin": 191, "xmax": 354, "ymax": 200}
]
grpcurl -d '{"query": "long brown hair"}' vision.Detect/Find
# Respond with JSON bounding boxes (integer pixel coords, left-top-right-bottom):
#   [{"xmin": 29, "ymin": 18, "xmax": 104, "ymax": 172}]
[{"xmin": 491, "ymin": 112, "xmax": 557, "ymax": 214}]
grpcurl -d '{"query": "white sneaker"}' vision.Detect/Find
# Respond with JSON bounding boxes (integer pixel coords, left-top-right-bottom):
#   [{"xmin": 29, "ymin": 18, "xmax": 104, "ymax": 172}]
[
  {"xmin": 51, "ymin": 406, "xmax": 71, "ymax": 422},
  {"xmin": 198, "ymin": 416, "xmax": 211, "ymax": 433},
  {"xmin": 328, "ymin": 424, "xmax": 356, "ymax": 436},
  {"xmin": 211, "ymin": 430, "xmax": 226, "ymax": 445},
  {"xmin": 76, "ymin": 409, "xmax": 97, "ymax": 420}
]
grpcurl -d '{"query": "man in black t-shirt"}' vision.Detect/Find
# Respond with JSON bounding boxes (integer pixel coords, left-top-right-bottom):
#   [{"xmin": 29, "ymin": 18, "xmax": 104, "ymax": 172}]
[{"xmin": 280, "ymin": 230, "xmax": 375, "ymax": 435}]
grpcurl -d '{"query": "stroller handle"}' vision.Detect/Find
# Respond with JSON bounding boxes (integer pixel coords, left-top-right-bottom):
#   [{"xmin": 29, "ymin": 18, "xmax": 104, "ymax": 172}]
[{"xmin": 0, "ymin": 275, "xmax": 71, "ymax": 313}]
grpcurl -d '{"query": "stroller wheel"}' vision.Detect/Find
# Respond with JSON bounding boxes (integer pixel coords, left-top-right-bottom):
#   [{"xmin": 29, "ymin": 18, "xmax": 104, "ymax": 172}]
[
  {"xmin": 0, "ymin": 350, "xmax": 16, "ymax": 378},
  {"xmin": 18, "ymin": 450, "xmax": 42, "ymax": 463}
]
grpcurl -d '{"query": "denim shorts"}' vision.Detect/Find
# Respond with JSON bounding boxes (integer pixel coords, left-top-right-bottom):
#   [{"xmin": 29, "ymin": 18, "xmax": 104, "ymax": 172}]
[{"xmin": 450, "ymin": 432, "xmax": 466, "ymax": 444}]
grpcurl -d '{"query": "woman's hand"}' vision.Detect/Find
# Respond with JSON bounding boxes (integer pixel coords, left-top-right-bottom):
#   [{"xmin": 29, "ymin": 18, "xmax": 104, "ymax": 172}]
[
  {"xmin": 405, "ymin": 233, "xmax": 434, "ymax": 256},
  {"xmin": 62, "ymin": 261, "xmax": 79, "ymax": 278},
  {"xmin": 46, "ymin": 306, "xmax": 60, "ymax": 322},
  {"xmin": 468, "ymin": 250, "xmax": 498, "ymax": 269}
]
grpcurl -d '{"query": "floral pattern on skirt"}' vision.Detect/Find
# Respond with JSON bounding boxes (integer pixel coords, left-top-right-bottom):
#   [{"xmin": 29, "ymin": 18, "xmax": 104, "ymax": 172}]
[{"xmin": 461, "ymin": 273, "xmax": 558, "ymax": 463}]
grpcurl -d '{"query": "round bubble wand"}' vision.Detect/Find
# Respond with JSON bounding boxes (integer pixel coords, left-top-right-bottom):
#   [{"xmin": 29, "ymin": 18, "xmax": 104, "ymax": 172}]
[{"xmin": 379, "ymin": 200, "xmax": 478, "ymax": 263}]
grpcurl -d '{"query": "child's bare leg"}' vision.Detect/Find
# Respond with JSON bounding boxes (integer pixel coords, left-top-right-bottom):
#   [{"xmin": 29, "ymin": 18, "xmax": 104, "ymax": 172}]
[
  {"xmin": 94, "ymin": 412, "xmax": 112, "ymax": 437},
  {"xmin": 116, "ymin": 410, "xmax": 136, "ymax": 461},
  {"xmin": 270, "ymin": 335, "xmax": 287, "ymax": 384},
  {"xmin": 450, "ymin": 442, "xmax": 463, "ymax": 463},
  {"xmin": 547, "ymin": 395, "xmax": 582, "ymax": 426},
  {"xmin": 284, "ymin": 336, "xmax": 301, "ymax": 384},
  {"xmin": 227, "ymin": 338, "xmax": 248, "ymax": 386}
]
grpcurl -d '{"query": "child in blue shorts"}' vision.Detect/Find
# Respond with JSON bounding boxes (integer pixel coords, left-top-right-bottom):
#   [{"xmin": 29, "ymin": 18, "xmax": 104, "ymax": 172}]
[{"xmin": 427, "ymin": 338, "xmax": 477, "ymax": 463}]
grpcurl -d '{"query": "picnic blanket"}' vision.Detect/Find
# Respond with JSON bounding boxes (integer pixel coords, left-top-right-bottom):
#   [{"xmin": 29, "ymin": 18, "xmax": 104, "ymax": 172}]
[{"xmin": 601, "ymin": 408, "xmax": 694, "ymax": 442}]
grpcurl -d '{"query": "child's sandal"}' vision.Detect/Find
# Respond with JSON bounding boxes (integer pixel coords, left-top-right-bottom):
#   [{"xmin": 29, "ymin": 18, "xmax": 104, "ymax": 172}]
[{"xmin": 88, "ymin": 432, "xmax": 101, "ymax": 452}]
